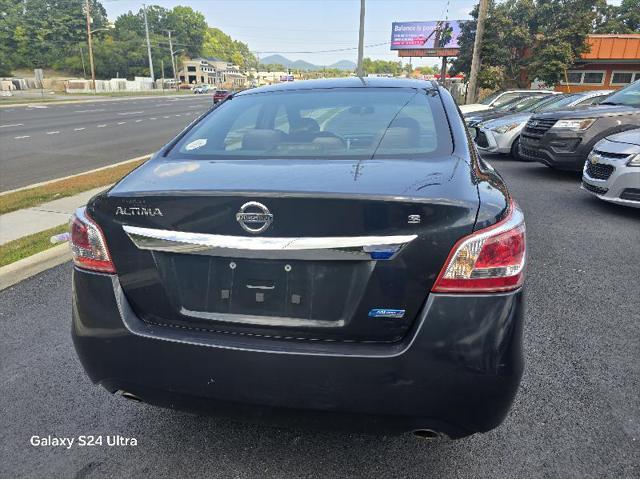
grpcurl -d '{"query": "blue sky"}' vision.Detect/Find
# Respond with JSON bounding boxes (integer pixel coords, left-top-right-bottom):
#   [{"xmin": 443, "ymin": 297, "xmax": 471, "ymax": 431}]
[
  {"xmin": 102, "ymin": 0, "xmax": 479, "ymax": 67},
  {"xmin": 102, "ymin": 0, "xmax": 623, "ymax": 67}
]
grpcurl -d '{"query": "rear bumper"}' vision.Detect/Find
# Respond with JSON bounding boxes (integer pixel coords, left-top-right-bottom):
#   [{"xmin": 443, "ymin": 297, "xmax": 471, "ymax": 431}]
[{"xmin": 72, "ymin": 267, "xmax": 525, "ymax": 438}]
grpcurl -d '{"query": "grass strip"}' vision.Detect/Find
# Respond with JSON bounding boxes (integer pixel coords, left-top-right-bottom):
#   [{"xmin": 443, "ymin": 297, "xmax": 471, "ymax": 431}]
[
  {"xmin": 0, "ymin": 224, "xmax": 69, "ymax": 267},
  {"xmin": 0, "ymin": 158, "xmax": 147, "ymax": 215}
]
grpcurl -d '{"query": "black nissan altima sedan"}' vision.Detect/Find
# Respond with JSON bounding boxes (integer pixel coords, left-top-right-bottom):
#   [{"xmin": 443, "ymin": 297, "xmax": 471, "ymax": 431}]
[{"xmin": 71, "ymin": 78, "xmax": 526, "ymax": 439}]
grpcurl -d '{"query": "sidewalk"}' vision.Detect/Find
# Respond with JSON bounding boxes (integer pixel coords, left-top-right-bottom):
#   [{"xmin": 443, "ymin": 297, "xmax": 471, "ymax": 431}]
[{"xmin": 0, "ymin": 186, "xmax": 109, "ymax": 245}]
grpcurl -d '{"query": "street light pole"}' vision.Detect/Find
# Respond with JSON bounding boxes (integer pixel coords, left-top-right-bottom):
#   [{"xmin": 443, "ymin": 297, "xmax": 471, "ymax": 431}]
[
  {"xmin": 142, "ymin": 4, "xmax": 155, "ymax": 81},
  {"xmin": 357, "ymin": 0, "xmax": 365, "ymax": 77},
  {"xmin": 467, "ymin": 0, "xmax": 489, "ymax": 104},
  {"xmin": 84, "ymin": 0, "xmax": 96, "ymax": 93}
]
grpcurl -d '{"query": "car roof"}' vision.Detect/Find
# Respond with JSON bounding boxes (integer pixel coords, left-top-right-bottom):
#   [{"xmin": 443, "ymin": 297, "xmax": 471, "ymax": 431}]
[
  {"xmin": 235, "ymin": 77, "xmax": 437, "ymax": 96},
  {"xmin": 499, "ymin": 89, "xmax": 555, "ymax": 93},
  {"xmin": 579, "ymin": 89, "xmax": 614, "ymax": 97}
]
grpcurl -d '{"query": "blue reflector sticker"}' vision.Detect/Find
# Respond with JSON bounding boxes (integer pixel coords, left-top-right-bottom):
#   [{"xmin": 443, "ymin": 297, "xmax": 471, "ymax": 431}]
[
  {"xmin": 363, "ymin": 245, "xmax": 401, "ymax": 260},
  {"xmin": 368, "ymin": 309, "xmax": 405, "ymax": 319},
  {"xmin": 369, "ymin": 251, "xmax": 395, "ymax": 260}
]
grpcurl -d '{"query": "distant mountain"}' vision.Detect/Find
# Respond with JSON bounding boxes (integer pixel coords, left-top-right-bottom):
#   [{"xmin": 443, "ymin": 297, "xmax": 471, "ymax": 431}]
[
  {"xmin": 328, "ymin": 60, "xmax": 357, "ymax": 71},
  {"xmin": 259, "ymin": 55, "xmax": 355, "ymax": 71}
]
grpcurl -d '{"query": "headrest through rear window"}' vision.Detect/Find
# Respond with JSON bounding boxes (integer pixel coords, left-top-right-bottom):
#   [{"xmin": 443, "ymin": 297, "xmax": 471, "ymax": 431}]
[
  {"xmin": 378, "ymin": 127, "xmax": 419, "ymax": 148},
  {"xmin": 242, "ymin": 129, "xmax": 285, "ymax": 150}
]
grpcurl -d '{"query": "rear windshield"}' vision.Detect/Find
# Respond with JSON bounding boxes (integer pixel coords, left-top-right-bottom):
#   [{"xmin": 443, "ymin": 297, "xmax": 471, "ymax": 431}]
[
  {"xmin": 601, "ymin": 80, "xmax": 640, "ymax": 107},
  {"xmin": 480, "ymin": 91, "xmax": 502, "ymax": 105},
  {"xmin": 170, "ymin": 88, "xmax": 452, "ymax": 159},
  {"xmin": 534, "ymin": 94, "xmax": 580, "ymax": 112},
  {"xmin": 498, "ymin": 95, "xmax": 549, "ymax": 113}
]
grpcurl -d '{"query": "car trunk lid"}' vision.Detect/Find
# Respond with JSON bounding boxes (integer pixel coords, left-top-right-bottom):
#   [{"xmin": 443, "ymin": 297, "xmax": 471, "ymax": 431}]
[{"xmin": 89, "ymin": 156, "xmax": 479, "ymax": 343}]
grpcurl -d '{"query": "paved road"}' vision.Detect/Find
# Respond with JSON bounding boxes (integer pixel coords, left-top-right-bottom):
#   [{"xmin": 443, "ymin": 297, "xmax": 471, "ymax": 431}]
[
  {"xmin": 1, "ymin": 158, "xmax": 638, "ymax": 478},
  {"xmin": 0, "ymin": 95, "xmax": 212, "ymax": 191}
]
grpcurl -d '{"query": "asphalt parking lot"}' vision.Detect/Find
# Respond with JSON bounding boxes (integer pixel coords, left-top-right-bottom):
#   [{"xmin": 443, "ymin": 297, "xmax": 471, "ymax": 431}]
[{"xmin": 1, "ymin": 156, "xmax": 638, "ymax": 478}]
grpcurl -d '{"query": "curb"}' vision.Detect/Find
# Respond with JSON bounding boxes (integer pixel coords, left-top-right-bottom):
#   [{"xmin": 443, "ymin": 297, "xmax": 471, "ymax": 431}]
[
  {"xmin": 0, "ymin": 244, "xmax": 71, "ymax": 291},
  {"xmin": 0, "ymin": 154, "xmax": 151, "ymax": 196}
]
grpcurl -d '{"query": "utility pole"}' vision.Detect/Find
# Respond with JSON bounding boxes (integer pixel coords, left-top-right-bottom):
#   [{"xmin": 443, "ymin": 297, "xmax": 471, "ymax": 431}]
[
  {"xmin": 166, "ymin": 30, "xmax": 177, "ymax": 88},
  {"xmin": 466, "ymin": 0, "xmax": 489, "ymax": 104},
  {"xmin": 79, "ymin": 46, "xmax": 86, "ymax": 79},
  {"xmin": 84, "ymin": 0, "xmax": 96, "ymax": 93},
  {"xmin": 142, "ymin": 4, "xmax": 155, "ymax": 81},
  {"xmin": 440, "ymin": 56, "xmax": 448, "ymax": 85},
  {"xmin": 357, "ymin": 0, "xmax": 365, "ymax": 77}
]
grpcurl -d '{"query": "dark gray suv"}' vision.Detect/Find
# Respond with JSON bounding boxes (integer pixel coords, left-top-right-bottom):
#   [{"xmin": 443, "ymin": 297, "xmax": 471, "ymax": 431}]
[{"xmin": 519, "ymin": 80, "xmax": 640, "ymax": 171}]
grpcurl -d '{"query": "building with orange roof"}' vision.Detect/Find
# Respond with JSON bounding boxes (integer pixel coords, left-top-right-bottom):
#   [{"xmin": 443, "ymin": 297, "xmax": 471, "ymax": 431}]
[{"xmin": 556, "ymin": 34, "xmax": 640, "ymax": 92}]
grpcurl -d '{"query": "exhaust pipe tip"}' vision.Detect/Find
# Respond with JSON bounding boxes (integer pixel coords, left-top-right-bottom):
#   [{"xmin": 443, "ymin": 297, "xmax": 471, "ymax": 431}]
[
  {"xmin": 117, "ymin": 390, "xmax": 142, "ymax": 403},
  {"xmin": 412, "ymin": 429, "xmax": 443, "ymax": 440}
]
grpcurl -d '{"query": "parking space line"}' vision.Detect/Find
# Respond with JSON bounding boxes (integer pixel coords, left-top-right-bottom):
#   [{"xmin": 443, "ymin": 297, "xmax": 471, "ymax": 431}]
[
  {"xmin": 46, "ymin": 131, "xmax": 60, "ymax": 135},
  {"xmin": 14, "ymin": 135, "xmax": 30, "ymax": 139},
  {"xmin": 0, "ymin": 123, "xmax": 24, "ymax": 128},
  {"xmin": 74, "ymin": 127, "xmax": 86, "ymax": 131},
  {"xmin": 97, "ymin": 124, "xmax": 107, "ymax": 128}
]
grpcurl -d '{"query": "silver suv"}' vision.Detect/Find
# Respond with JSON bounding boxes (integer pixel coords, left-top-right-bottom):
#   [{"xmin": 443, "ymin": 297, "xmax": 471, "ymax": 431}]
[{"xmin": 581, "ymin": 128, "xmax": 640, "ymax": 208}]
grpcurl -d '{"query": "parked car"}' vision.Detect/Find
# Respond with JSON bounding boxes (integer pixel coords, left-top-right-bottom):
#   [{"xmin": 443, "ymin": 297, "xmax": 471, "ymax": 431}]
[
  {"xmin": 459, "ymin": 89, "xmax": 555, "ymax": 114},
  {"xmin": 475, "ymin": 90, "xmax": 614, "ymax": 158},
  {"xmin": 213, "ymin": 89, "xmax": 231, "ymax": 103},
  {"xmin": 70, "ymin": 78, "xmax": 527, "ymax": 440},
  {"xmin": 193, "ymin": 84, "xmax": 211, "ymax": 94},
  {"xmin": 464, "ymin": 93, "xmax": 559, "ymax": 128},
  {"xmin": 581, "ymin": 128, "xmax": 640, "ymax": 208},
  {"xmin": 519, "ymin": 80, "xmax": 640, "ymax": 170}
]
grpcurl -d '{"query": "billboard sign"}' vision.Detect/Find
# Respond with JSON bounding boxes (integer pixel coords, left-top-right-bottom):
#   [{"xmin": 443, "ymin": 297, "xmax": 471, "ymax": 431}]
[{"xmin": 390, "ymin": 21, "xmax": 464, "ymax": 50}]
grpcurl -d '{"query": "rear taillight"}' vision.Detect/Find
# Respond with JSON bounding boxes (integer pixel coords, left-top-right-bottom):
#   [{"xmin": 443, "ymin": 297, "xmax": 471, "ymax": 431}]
[
  {"xmin": 70, "ymin": 207, "xmax": 116, "ymax": 273},
  {"xmin": 432, "ymin": 200, "xmax": 525, "ymax": 293}
]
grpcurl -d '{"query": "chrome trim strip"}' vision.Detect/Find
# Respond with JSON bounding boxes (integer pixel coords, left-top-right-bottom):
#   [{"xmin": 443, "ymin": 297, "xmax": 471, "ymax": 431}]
[
  {"xmin": 180, "ymin": 307, "xmax": 345, "ymax": 328},
  {"xmin": 123, "ymin": 225, "xmax": 416, "ymax": 260}
]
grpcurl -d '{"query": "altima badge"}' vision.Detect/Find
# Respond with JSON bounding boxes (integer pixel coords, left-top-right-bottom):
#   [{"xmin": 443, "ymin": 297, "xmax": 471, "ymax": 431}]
[
  {"xmin": 115, "ymin": 206, "xmax": 163, "ymax": 216},
  {"xmin": 236, "ymin": 201, "xmax": 273, "ymax": 234}
]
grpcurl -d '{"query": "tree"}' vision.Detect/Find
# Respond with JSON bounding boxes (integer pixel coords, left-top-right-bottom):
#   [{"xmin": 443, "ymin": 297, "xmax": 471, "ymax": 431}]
[
  {"xmin": 1, "ymin": 0, "xmax": 107, "ymax": 73},
  {"xmin": 528, "ymin": 0, "xmax": 599, "ymax": 85},
  {"xmin": 0, "ymin": 0, "xmax": 23, "ymax": 75},
  {"xmin": 594, "ymin": 0, "xmax": 640, "ymax": 33},
  {"xmin": 452, "ymin": 0, "xmax": 616, "ymax": 89},
  {"xmin": 166, "ymin": 6, "xmax": 207, "ymax": 57},
  {"xmin": 451, "ymin": 0, "xmax": 536, "ymax": 88},
  {"xmin": 417, "ymin": 65, "xmax": 440, "ymax": 76},
  {"xmin": 361, "ymin": 58, "xmax": 403, "ymax": 76},
  {"xmin": 258, "ymin": 63, "xmax": 286, "ymax": 72},
  {"xmin": 202, "ymin": 28, "xmax": 257, "ymax": 68}
]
